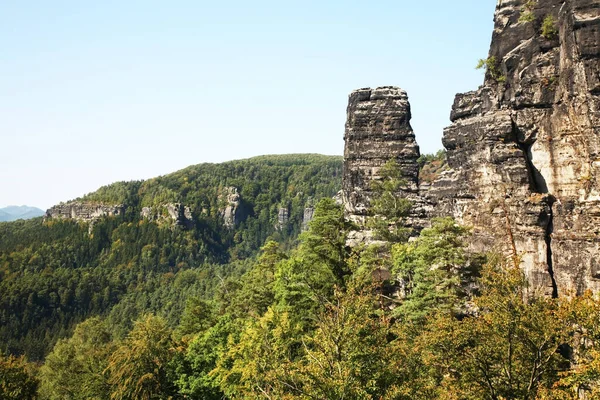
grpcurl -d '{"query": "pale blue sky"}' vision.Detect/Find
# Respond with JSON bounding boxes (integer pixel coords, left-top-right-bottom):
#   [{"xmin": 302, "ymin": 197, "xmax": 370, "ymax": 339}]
[{"xmin": 0, "ymin": 1, "xmax": 496, "ymax": 209}]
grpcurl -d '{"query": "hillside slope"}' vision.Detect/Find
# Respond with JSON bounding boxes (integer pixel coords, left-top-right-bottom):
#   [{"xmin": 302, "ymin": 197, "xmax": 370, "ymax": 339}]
[{"xmin": 0, "ymin": 154, "xmax": 343, "ymax": 360}]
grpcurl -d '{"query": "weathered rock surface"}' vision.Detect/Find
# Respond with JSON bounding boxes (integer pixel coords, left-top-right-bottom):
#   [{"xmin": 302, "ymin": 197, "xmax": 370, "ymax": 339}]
[
  {"xmin": 46, "ymin": 202, "xmax": 124, "ymax": 223},
  {"xmin": 220, "ymin": 187, "xmax": 246, "ymax": 228},
  {"xmin": 426, "ymin": 0, "xmax": 600, "ymax": 296},
  {"xmin": 275, "ymin": 207, "xmax": 289, "ymax": 230},
  {"xmin": 341, "ymin": 86, "xmax": 424, "ymax": 228},
  {"xmin": 140, "ymin": 203, "xmax": 194, "ymax": 228},
  {"xmin": 341, "ymin": 0, "xmax": 600, "ymax": 296},
  {"xmin": 302, "ymin": 207, "xmax": 315, "ymax": 231}
]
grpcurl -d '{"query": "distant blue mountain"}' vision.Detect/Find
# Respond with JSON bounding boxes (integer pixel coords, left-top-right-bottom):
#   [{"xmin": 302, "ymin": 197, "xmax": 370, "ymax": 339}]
[
  {"xmin": 0, "ymin": 205, "xmax": 45, "ymax": 222},
  {"xmin": 0, "ymin": 209, "xmax": 9, "ymax": 221}
]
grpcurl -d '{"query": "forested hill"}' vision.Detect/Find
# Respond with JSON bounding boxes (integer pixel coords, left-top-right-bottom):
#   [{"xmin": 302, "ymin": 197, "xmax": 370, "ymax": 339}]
[
  {"xmin": 5, "ymin": 155, "xmax": 600, "ymax": 399},
  {"xmin": 0, "ymin": 154, "xmax": 343, "ymax": 360}
]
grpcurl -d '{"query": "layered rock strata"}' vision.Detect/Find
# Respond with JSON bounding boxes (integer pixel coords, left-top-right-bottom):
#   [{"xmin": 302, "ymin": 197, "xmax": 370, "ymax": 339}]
[
  {"xmin": 302, "ymin": 207, "xmax": 315, "ymax": 231},
  {"xmin": 46, "ymin": 202, "xmax": 124, "ymax": 223},
  {"xmin": 275, "ymin": 207, "xmax": 289, "ymax": 230},
  {"xmin": 342, "ymin": 0, "xmax": 600, "ymax": 296},
  {"xmin": 341, "ymin": 86, "xmax": 426, "ymax": 233},
  {"xmin": 428, "ymin": 0, "xmax": 600, "ymax": 296}
]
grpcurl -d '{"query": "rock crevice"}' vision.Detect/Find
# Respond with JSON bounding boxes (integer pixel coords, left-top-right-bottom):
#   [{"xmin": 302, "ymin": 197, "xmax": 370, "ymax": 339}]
[{"xmin": 545, "ymin": 196, "xmax": 559, "ymax": 298}]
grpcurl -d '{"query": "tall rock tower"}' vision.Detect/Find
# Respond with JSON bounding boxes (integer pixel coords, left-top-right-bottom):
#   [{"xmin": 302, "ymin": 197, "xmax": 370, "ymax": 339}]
[{"xmin": 341, "ymin": 86, "xmax": 421, "ymax": 228}]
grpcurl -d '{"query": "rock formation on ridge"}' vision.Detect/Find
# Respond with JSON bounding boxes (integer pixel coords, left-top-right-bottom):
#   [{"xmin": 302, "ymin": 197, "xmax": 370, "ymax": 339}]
[
  {"xmin": 302, "ymin": 207, "xmax": 315, "ymax": 231},
  {"xmin": 46, "ymin": 202, "xmax": 124, "ymax": 223},
  {"xmin": 140, "ymin": 203, "xmax": 194, "ymax": 228},
  {"xmin": 220, "ymin": 186, "xmax": 246, "ymax": 228},
  {"xmin": 275, "ymin": 207, "xmax": 290, "ymax": 230}
]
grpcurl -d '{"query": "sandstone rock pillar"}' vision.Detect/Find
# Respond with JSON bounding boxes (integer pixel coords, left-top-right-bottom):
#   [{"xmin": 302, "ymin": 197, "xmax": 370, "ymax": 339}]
[{"xmin": 341, "ymin": 86, "xmax": 421, "ymax": 226}]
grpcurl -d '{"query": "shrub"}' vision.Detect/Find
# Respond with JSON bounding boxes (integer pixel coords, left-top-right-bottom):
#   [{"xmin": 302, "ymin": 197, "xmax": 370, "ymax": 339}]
[
  {"xmin": 542, "ymin": 14, "xmax": 558, "ymax": 38},
  {"xmin": 519, "ymin": 0, "xmax": 537, "ymax": 23},
  {"xmin": 476, "ymin": 56, "xmax": 506, "ymax": 83}
]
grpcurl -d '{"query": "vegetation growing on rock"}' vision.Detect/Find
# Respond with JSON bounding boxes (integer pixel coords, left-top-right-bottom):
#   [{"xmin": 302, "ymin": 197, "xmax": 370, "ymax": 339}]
[
  {"xmin": 475, "ymin": 56, "xmax": 506, "ymax": 83},
  {"xmin": 541, "ymin": 14, "xmax": 558, "ymax": 38},
  {"xmin": 418, "ymin": 150, "xmax": 448, "ymax": 185}
]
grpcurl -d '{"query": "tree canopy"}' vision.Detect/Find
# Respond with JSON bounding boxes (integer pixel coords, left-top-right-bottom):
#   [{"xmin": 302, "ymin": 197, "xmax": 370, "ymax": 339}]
[{"xmin": 4, "ymin": 154, "xmax": 600, "ymax": 398}]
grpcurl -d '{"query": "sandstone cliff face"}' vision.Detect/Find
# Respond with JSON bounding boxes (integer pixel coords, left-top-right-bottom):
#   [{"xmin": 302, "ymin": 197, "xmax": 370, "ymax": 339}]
[
  {"xmin": 46, "ymin": 202, "xmax": 124, "ymax": 223},
  {"xmin": 340, "ymin": 86, "xmax": 434, "ymax": 246},
  {"xmin": 275, "ymin": 207, "xmax": 289, "ymax": 230},
  {"xmin": 342, "ymin": 0, "xmax": 600, "ymax": 296},
  {"xmin": 302, "ymin": 207, "xmax": 315, "ymax": 231},
  {"xmin": 428, "ymin": 0, "xmax": 600, "ymax": 296},
  {"xmin": 140, "ymin": 203, "xmax": 194, "ymax": 228}
]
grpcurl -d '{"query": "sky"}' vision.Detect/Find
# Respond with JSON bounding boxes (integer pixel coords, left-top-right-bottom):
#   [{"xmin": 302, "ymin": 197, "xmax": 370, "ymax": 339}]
[{"xmin": 0, "ymin": 1, "xmax": 497, "ymax": 210}]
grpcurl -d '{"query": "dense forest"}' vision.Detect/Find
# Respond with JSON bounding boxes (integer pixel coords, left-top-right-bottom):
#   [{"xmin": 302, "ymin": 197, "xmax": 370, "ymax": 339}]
[
  {"xmin": 3, "ymin": 154, "xmax": 600, "ymax": 399},
  {"xmin": 0, "ymin": 154, "xmax": 342, "ymax": 361}
]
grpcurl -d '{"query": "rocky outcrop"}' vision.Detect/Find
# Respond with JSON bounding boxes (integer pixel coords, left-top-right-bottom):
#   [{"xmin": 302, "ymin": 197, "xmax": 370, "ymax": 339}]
[
  {"xmin": 141, "ymin": 203, "xmax": 193, "ymax": 228},
  {"xmin": 341, "ymin": 87, "xmax": 424, "ymax": 226},
  {"xmin": 341, "ymin": 0, "xmax": 600, "ymax": 296},
  {"xmin": 46, "ymin": 202, "xmax": 124, "ymax": 223},
  {"xmin": 275, "ymin": 207, "xmax": 289, "ymax": 230},
  {"xmin": 220, "ymin": 187, "xmax": 246, "ymax": 228},
  {"xmin": 426, "ymin": 0, "xmax": 600, "ymax": 296},
  {"xmin": 302, "ymin": 207, "xmax": 315, "ymax": 231}
]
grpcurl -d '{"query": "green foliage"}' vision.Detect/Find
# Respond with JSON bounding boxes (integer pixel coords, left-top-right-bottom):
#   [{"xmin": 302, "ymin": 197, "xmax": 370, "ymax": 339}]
[
  {"xmin": 10, "ymin": 152, "xmax": 600, "ymax": 399},
  {"xmin": 80, "ymin": 181, "xmax": 143, "ymax": 206},
  {"xmin": 269, "ymin": 199, "xmax": 355, "ymax": 327},
  {"xmin": 519, "ymin": 0, "xmax": 537, "ymax": 23},
  {"xmin": 19, "ymin": 209, "xmax": 600, "ymax": 399},
  {"xmin": 549, "ymin": 292, "xmax": 600, "ymax": 397},
  {"xmin": 367, "ymin": 159, "xmax": 412, "ymax": 242},
  {"xmin": 0, "ymin": 154, "xmax": 342, "ymax": 361},
  {"xmin": 39, "ymin": 317, "xmax": 114, "ymax": 400},
  {"xmin": 419, "ymin": 260, "xmax": 573, "ymax": 399},
  {"xmin": 213, "ymin": 241, "xmax": 286, "ymax": 322},
  {"xmin": 279, "ymin": 288, "xmax": 406, "ymax": 399},
  {"xmin": 106, "ymin": 314, "xmax": 179, "ymax": 400},
  {"xmin": 174, "ymin": 315, "xmax": 234, "ymax": 399},
  {"xmin": 519, "ymin": 11, "xmax": 535, "ymax": 23},
  {"xmin": 81, "ymin": 154, "xmax": 343, "ymax": 259},
  {"xmin": 176, "ymin": 298, "xmax": 217, "ymax": 339},
  {"xmin": 392, "ymin": 218, "xmax": 483, "ymax": 322},
  {"xmin": 476, "ymin": 56, "xmax": 506, "ymax": 83},
  {"xmin": 416, "ymin": 149, "xmax": 446, "ymax": 168},
  {"xmin": 369, "ymin": 160, "xmax": 412, "ymax": 219},
  {"xmin": 418, "ymin": 150, "xmax": 449, "ymax": 185},
  {"xmin": 297, "ymin": 198, "xmax": 354, "ymax": 283},
  {"xmin": 542, "ymin": 14, "xmax": 558, "ymax": 38},
  {"xmin": 213, "ymin": 306, "xmax": 304, "ymax": 398},
  {"xmin": 0, "ymin": 352, "xmax": 38, "ymax": 400}
]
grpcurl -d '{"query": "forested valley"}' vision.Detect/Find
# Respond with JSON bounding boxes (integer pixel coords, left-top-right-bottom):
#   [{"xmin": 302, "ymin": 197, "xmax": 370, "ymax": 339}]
[{"xmin": 3, "ymin": 155, "xmax": 600, "ymax": 399}]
